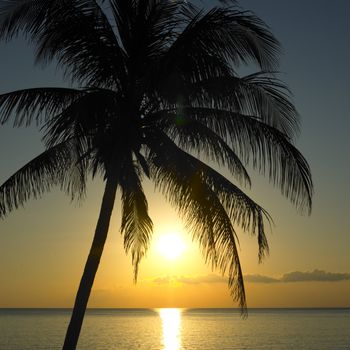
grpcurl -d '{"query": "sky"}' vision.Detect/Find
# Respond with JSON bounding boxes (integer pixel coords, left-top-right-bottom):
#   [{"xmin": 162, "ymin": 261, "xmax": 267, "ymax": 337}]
[{"xmin": 0, "ymin": 0, "xmax": 349, "ymax": 308}]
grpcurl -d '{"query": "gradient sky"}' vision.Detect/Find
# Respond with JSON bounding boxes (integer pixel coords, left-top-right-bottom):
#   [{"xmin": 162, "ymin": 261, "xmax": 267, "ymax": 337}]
[{"xmin": 0, "ymin": 0, "xmax": 349, "ymax": 308}]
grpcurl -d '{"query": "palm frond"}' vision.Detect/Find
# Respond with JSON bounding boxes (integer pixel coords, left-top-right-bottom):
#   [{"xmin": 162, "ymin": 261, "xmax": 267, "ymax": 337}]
[
  {"xmin": 134, "ymin": 150, "xmax": 150, "ymax": 178},
  {"xmin": 35, "ymin": 0, "xmax": 127, "ymax": 87},
  {"xmin": 110, "ymin": 0, "xmax": 181, "ymax": 56},
  {"xmin": 119, "ymin": 154, "xmax": 153, "ymax": 281},
  {"xmin": 42, "ymin": 88, "xmax": 118, "ymax": 148},
  {"xmin": 0, "ymin": 87, "xmax": 82, "ymax": 126},
  {"xmin": 153, "ymin": 112, "xmax": 251, "ymax": 187},
  {"xmin": 155, "ymin": 8, "xmax": 232, "ymax": 89},
  {"xmin": 181, "ymin": 107, "xmax": 313, "ymax": 213},
  {"xmin": 0, "ymin": 0, "xmax": 127, "ymax": 87},
  {"xmin": 239, "ymin": 73, "xmax": 299, "ymax": 137},
  {"xmin": 0, "ymin": 138, "xmax": 86, "ymax": 218},
  {"xmin": 148, "ymin": 130, "xmax": 270, "ymax": 257},
  {"xmin": 146, "ymin": 130, "xmax": 267, "ymax": 310},
  {"xmin": 204, "ymin": 184, "xmax": 247, "ymax": 312},
  {"xmin": 185, "ymin": 72, "xmax": 299, "ymax": 138},
  {"xmin": 0, "ymin": 0, "xmax": 52, "ymax": 40},
  {"xmin": 157, "ymin": 2, "xmax": 280, "ymax": 82},
  {"xmin": 194, "ymin": 157, "xmax": 270, "ymax": 262},
  {"xmin": 184, "ymin": 172, "xmax": 248, "ymax": 311}
]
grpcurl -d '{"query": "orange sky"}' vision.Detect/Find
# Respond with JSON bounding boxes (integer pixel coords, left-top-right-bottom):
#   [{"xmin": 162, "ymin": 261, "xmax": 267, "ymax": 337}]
[{"xmin": 1, "ymin": 179, "xmax": 349, "ymax": 308}]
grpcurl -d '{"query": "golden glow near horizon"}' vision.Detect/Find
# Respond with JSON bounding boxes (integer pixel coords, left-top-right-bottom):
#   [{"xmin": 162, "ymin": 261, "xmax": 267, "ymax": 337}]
[
  {"xmin": 159, "ymin": 308, "xmax": 182, "ymax": 350},
  {"xmin": 156, "ymin": 232, "xmax": 187, "ymax": 261}
]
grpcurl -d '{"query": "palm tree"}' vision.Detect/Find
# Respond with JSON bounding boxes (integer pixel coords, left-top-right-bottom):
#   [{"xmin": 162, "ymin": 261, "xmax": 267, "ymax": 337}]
[{"xmin": 0, "ymin": 0, "xmax": 313, "ymax": 349}]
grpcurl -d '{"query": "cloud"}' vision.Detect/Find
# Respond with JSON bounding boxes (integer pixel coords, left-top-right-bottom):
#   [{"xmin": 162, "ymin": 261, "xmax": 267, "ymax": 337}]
[
  {"xmin": 244, "ymin": 274, "xmax": 280, "ymax": 283},
  {"xmin": 245, "ymin": 269, "xmax": 350, "ymax": 283},
  {"xmin": 281, "ymin": 269, "xmax": 350, "ymax": 282},
  {"xmin": 177, "ymin": 274, "xmax": 227, "ymax": 284},
  {"xmin": 152, "ymin": 270, "xmax": 350, "ymax": 286},
  {"xmin": 152, "ymin": 274, "xmax": 227, "ymax": 285}
]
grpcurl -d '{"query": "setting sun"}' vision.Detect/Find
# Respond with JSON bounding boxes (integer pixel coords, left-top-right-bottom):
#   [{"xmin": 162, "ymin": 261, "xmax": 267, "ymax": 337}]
[{"xmin": 156, "ymin": 232, "xmax": 187, "ymax": 260}]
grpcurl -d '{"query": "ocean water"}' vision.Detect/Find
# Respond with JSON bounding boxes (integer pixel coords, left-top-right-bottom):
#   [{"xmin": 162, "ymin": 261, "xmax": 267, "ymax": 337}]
[{"xmin": 0, "ymin": 308, "xmax": 349, "ymax": 349}]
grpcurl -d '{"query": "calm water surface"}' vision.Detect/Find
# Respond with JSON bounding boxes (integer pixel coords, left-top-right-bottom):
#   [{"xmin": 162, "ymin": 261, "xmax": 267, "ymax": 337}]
[{"xmin": 0, "ymin": 308, "xmax": 349, "ymax": 349}]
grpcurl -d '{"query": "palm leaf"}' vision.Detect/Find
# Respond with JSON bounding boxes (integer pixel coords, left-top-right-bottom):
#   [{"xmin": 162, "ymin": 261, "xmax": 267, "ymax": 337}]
[
  {"xmin": 159, "ymin": 3, "xmax": 279, "ymax": 79},
  {"xmin": 35, "ymin": 0, "xmax": 127, "ymax": 87},
  {"xmin": 42, "ymin": 88, "xmax": 118, "ymax": 148},
  {"xmin": 0, "ymin": 0, "xmax": 127, "ymax": 87},
  {"xmin": 0, "ymin": 87, "xmax": 82, "ymax": 126},
  {"xmin": 0, "ymin": 0, "xmax": 53, "ymax": 39},
  {"xmin": 153, "ymin": 112, "xmax": 251, "ymax": 187},
  {"xmin": 0, "ymin": 138, "xmax": 86, "ymax": 218},
  {"xmin": 181, "ymin": 107, "xmax": 313, "ymax": 213},
  {"xmin": 150, "ymin": 130, "xmax": 270, "ymax": 257},
  {"xmin": 146, "ymin": 130, "xmax": 267, "ymax": 310},
  {"xmin": 110, "ymin": 0, "xmax": 181, "ymax": 57},
  {"xmin": 203, "ymin": 184, "xmax": 247, "ymax": 312},
  {"xmin": 120, "ymin": 154, "xmax": 153, "ymax": 281},
  {"xmin": 185, "ymin": 72, "xmax": 299, "ymax": 138}
]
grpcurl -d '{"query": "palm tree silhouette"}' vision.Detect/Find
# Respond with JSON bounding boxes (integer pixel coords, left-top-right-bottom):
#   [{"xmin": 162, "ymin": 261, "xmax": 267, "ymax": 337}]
[{"xmin": 0, "ymin": 1, "xmax": 313, "ymax": 349}]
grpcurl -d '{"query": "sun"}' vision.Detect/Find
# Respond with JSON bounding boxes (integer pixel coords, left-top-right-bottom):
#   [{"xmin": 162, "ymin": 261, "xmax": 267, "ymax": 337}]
[{"xmin": 156, "ymin": 232, "xmax": 187, "ymax": 260}]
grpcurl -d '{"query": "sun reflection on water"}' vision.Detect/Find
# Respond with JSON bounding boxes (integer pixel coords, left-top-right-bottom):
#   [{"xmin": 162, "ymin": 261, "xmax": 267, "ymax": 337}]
[{"xmin": 159, "ymin": 308, "xmax": 182, "ymax": 350}]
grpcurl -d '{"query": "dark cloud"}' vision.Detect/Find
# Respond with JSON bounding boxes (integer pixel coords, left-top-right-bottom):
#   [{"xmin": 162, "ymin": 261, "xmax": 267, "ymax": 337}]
[
  {"xmin": 152, "ymin": 270, "xmax": 350, "ymax": 285},
  {"xmin": 281, "ymin": 269, "xmax": 350, "ymax": 282},
  {"xmin": 245, "ymin": 274, "xmax": 280, "ymax": 283},
  {"xmin": 245, "ymin": 269, "xmax": 350, "ymax": 283}
]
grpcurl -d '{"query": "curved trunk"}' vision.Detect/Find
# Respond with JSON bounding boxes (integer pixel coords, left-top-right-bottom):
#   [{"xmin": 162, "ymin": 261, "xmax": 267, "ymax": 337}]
[{"xmin": 62, "ymin": 176, "xmax": 118, "ymax": 350}]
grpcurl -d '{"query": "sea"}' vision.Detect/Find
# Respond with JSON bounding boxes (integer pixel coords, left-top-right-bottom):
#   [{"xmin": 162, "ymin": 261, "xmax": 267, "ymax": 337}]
[{"xmin": 0, "ymin": 308, "xmax": 349, "ymax": 349}]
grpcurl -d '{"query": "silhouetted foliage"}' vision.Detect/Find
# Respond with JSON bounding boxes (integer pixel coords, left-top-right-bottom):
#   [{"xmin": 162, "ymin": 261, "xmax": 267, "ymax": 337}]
[{"xmin": 0, "ymin": 1, "xmax": 312, "ymax": 349}]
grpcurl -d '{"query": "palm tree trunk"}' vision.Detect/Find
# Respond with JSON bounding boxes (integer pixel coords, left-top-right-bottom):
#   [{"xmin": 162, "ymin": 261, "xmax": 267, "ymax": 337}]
[{"xmin": 62, "ymin": 176, "xmax": 118, "ymax": 350}]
